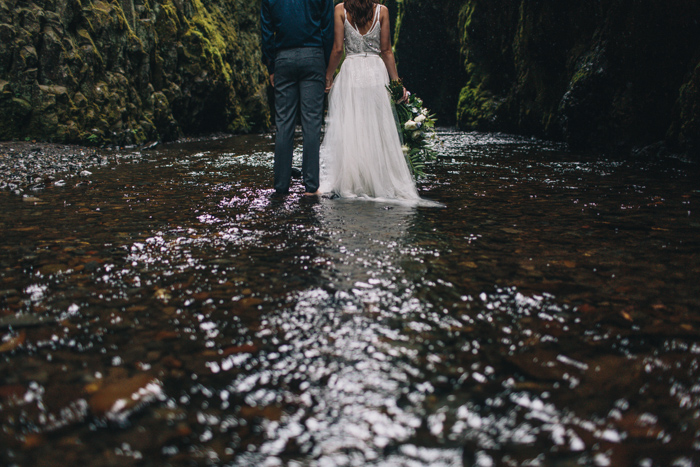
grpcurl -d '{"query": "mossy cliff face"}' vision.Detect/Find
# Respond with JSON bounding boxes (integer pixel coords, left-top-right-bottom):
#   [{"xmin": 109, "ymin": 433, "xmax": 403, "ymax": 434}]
[
  {"xmin": 0, "ymin": 0, "xmax": 270, "ymax": 145},
  {"xmin": 454, "ymin": 0, "xmax": 700, "ymax": 158},
  {"xmin": 387, "ymin": 0, "xmax": 466, "ymax": 126}
]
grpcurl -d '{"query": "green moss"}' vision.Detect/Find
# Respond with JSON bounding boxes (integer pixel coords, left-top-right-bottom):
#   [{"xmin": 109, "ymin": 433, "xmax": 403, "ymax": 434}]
[
  {"xmin": 458, "ymin": 1, "xmax": 476, "ymax": 46},
  {"xmin": 130, "ymin": 126, "xmax": 148, "ymax": 145},
  {"xmin": 227, "ymin": 115, "xmax": 251, "ymax": 134},
  {"xmin": 392, "ymin": 0, "xmax": 404, "ymax": 55},
  {"xmin": 568, "ymin": 52, "xmax": 597, "ymax": 89},
  {"xmin": 187, "ymin": 0, "xmax": 235, "ymax": 82},
  {"xmin": 455, "ymin": 1, "xmax": 495, "ymax": 129},
  {"xmin": 457, "ymin": 84, "xmax": 498, "ymax": 129},
  {"xmin": 155, "ymin": 1, "xmax": 180, "ymax": 40},
  {"xmin": 182, "ymin": 28, "xmax": 229, "ymax": 82},
  {"xmin": 76, "ymin": 27, "xmax": 104, "ymax": 66}
]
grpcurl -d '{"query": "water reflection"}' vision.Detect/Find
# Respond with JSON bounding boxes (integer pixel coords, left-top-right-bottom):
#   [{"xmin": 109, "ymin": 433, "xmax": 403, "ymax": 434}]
[
  {"xmin": 0, "ymin": 131, "xmax": 699, "ymax": 466},
  {"xmin": 224, "ymin": 199, "xmax": 464, "ymax": 466}
]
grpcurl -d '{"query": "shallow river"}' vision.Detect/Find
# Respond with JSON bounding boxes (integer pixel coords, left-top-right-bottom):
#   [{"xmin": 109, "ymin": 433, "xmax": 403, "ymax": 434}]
[{"xmin": 1, "ymin": 131, "xmax": 699, "ymax": 466}]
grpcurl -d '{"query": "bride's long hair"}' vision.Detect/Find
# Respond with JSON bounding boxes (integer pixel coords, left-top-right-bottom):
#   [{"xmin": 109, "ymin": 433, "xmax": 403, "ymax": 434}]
[{"xmin": 344, "ymin": 0, "xmax": 377, "ymax": 29}]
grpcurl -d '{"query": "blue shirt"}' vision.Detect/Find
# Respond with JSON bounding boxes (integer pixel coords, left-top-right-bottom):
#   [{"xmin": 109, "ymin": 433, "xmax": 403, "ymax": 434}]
[{"xmin": 261, "ymin": 0, "xmax": 335, "ymax": 74}]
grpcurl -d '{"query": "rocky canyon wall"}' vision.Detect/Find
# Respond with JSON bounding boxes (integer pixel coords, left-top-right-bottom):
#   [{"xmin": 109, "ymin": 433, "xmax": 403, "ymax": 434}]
[
  {"xmin": 453, "ymin": 0, "xmax": 700, "ymax": 157},
  {"xmin": 2, "ymin": 0, "xmax": 698, "ymax": 159},
  {"xmin": 0, "ymin": 0, "xmax": 270, "ymax": 146}
]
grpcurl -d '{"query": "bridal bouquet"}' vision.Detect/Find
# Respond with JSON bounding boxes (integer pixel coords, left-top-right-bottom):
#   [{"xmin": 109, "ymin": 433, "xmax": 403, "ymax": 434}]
[{"xmin": 388, "ymin": 80, "xmax": 439, "ymax": 179}]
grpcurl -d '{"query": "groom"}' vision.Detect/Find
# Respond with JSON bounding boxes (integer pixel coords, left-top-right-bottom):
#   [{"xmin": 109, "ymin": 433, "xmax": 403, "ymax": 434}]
[{"xmin": 261, "ymin": 0, "xmax": 334, "ymax": 196}]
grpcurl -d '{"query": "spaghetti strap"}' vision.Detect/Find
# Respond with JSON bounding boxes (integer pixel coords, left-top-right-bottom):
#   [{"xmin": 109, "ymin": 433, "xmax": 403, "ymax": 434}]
[{"xmin": 367, "ymin": 4, "xmax": 380, "ymax": 32}]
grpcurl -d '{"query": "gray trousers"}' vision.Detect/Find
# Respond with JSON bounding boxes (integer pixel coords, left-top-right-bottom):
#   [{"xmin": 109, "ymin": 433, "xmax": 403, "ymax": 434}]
[{"xmin": 273, "ymin": 47, "xmax": 326, "ymax": 194}]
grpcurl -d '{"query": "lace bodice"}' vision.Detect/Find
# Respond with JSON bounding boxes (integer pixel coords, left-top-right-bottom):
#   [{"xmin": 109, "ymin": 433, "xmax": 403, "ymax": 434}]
[{"xmin": 344, "ymin": 5, "xmax": 381, "ymax": 56}]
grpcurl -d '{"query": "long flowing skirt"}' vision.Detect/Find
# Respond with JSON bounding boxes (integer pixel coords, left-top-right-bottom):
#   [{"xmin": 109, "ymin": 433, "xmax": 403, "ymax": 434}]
[{"xmin": 320, "ymin": 54, "xmax": 420, "ymax": 202}]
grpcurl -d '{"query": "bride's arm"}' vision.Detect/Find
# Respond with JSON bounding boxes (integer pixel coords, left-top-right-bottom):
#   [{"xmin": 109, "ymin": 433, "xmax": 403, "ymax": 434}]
[
  {"xmin": 379, "ymin": 6, "xmax": 399, "ymax": 81},
  {"xmin": 325, "ymin": 4, "xmax": 345, "ymax": 92}
]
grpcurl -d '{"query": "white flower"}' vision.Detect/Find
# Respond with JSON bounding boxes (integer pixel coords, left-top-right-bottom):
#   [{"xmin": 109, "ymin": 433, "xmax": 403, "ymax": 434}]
[
  {"xmin": 411, "ymin": 107, "xmax": 419, "ymax": 114},
  {"xmin": 401, "ymin": 145, "xmax": 410, "ymax": 154},
  {"xmin": 415, "ymin": 114, "xmax": 426, "ymax": 124},
  {"xmin": 413, "ymin": 130, "xmax": 423, "ymax": 139},
  {"xmin": 421, "ymin": 108, "xmax": 429, "ymax": 116},
  {"xmin": 404, "ymin": 120, "xmax": 418, "ymax": 130}
]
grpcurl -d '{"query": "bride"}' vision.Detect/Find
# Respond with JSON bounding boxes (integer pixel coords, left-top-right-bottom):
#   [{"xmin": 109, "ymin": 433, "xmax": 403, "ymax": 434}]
[{"xmin": 320, "ymin": 0, "xmax": 430, "ymax": 204}]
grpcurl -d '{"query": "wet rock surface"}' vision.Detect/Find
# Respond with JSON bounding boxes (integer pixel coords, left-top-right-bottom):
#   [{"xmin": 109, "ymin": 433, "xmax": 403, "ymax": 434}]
[{"xmin": 1, "ymin": 130, "xmax": 699, "ymax": 465}]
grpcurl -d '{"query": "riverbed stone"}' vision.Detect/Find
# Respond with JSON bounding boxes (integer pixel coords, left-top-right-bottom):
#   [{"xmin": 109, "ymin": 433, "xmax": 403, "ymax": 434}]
[{"xmin": 88, "ymin": 372, "xmax": 161, "ymax": 420}]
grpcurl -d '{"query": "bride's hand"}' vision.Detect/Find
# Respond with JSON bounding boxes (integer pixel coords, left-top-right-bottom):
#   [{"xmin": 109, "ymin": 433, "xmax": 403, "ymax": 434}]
[{"xmin": 399, "ymin": 86, "xmax": 409, "ymax": 104}]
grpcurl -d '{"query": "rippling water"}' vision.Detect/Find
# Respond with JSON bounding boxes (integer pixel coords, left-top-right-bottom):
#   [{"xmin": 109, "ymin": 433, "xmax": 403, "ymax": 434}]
[{"xmin": 1, "ymin": 131, "xmax": 699, "ymax": 466}]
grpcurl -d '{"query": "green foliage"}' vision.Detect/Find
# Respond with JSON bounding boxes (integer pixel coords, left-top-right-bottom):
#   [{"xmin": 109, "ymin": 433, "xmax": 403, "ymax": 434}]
[{"xmin": 387, "ymin": 80, "xmax": 439, "ymax": 179}]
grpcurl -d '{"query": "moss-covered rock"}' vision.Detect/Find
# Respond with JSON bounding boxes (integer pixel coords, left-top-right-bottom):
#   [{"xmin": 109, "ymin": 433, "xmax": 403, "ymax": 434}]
[
  {"xmin": 0, "ymin": 0, "xmax": 271, "ymax": 146},
  {"xmin": 452, "ymin": 0, "xmax": 700, "ymax": 159},
  {"xmin": 455, "ymin": 0, "xmax": 518, "ymax": 131}
]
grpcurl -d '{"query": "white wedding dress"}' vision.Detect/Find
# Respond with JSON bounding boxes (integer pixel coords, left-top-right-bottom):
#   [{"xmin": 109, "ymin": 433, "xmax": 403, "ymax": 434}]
[{"xmin": 319, "ymin": 5, "xmax": 424, "ymax": 204}]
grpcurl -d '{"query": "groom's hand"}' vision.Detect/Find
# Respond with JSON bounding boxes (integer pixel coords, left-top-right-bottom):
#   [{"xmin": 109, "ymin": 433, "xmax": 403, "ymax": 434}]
[{"xmin": 269, "ymin": 74, "xmax": 275, "ymax": 87}]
